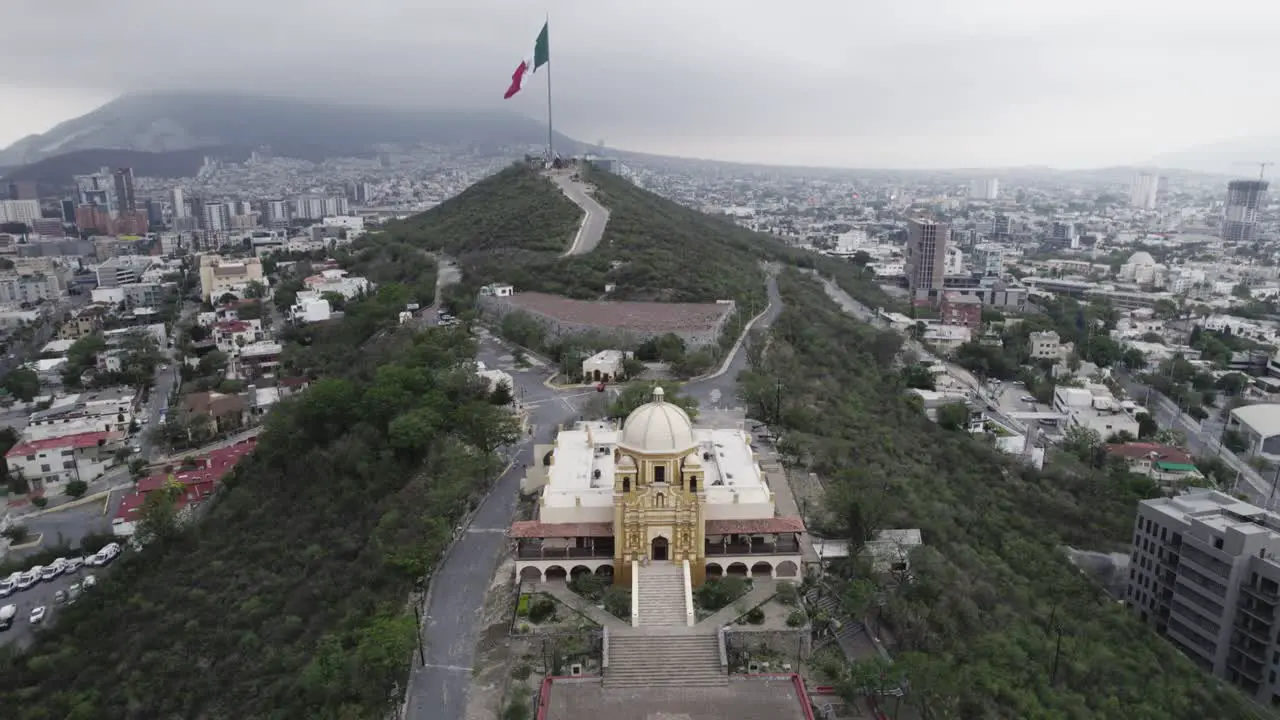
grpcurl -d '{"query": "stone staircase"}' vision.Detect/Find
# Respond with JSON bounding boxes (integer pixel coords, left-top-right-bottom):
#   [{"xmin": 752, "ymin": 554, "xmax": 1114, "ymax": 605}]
[
  {"xmin": 604, "ymin": 633, "xmax": 727, "ymax": 687},
  {"xmin": 636, "ymin": 562, "xmax": 688, "ymax": 627},
  {"xmin": 805, "ymin": 587, "xmax": 867, "ymax": 652}
]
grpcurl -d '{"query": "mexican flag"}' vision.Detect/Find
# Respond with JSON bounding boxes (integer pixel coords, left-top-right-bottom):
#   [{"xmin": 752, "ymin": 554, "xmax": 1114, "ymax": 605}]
[{"xmin": 503, "ymin": 22, "xmax": 550, "ymax": 99}]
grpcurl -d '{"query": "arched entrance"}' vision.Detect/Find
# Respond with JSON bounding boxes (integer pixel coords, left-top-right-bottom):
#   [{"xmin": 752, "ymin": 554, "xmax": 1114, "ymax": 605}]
[{"xmin": 651, "ymin": 536, "xmax": 669, "ymax": 561}]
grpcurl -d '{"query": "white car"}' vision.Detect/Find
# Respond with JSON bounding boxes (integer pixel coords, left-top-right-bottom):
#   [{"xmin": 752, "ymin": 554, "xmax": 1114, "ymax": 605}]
[
  {"xmin": 28, "ymin": 606, "xmax": 46, "ymax": 624},
  {"xmin": 82, "ymin": 575, "xmax": 96, "ymax": 589},
  {"xmin": 1020, "ymin": 395, "xmax": 1036, "ymax": 403}
]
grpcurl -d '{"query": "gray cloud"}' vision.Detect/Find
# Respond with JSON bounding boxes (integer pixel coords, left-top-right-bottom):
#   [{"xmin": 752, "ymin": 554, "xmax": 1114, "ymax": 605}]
[{"xmin": 2, "ymin": 0, "xmax": 1279, "ymax": 168}]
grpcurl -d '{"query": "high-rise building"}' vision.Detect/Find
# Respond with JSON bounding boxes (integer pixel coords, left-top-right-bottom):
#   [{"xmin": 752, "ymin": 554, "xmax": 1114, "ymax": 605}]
[
  {"xmin": 60, "ymin": 199, "xmax": 76, "ymax": 223},
  {"xmin": 171, "ymin": 187, "xmax": 187, "ymax": 218},
  {"xmin": 263, "ymin": 200, "xmax": 291, "ymax": 226},
  {"xmin": 969, "ymin": 178, "xmax": 999, "ymax": 201},
  {"xmin": 0, "ymin": 199, "xmax": 41, "ymax": 224},
  {"xmin": 203, "ymin": 203, "xmax": 232, "ymax": 233},
  {"xmin": 905, "ymin": 219, "xmax": 949, "ymax": 294},
  {"xmin": 1051, "ymin": 221, "xmax": 1075, "ymax": 243},
  {"xmin": 112, "ymin": 168, "xmax": 137, "ymax": 213},
  {"xmin": 1224, "ymin": 180, "xmax": 1269, "ymax": 243},
  {"xmin": 1127, "ymin": 489, "xmax": 1280, "ymax": 703},
  {"xmin": 1130, "ymin": 173, "xmax": 1159, "ymax": 210},
  {"xmin": 145, "ymin": 198, "xmax": 165, "ymax": 227},
  {"xmin": 75, "ymin": 168, "xmax": 117, "ymax": 216}
]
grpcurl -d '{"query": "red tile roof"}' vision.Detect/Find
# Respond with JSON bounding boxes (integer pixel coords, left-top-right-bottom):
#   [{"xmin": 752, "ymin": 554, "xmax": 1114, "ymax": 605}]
[
  {"xmin": 118, "ymin": 441, "xmax": 256, "ymax": 523},
  {"xmin": 215, "ymin": 320, "xmax": 252, "ymax": 333},
  {"xmin": 508, "ymin": 521, "xmax": 614, "ymax": 538},
  {"xmin": 6, "ymin": 431, "xmax": 115, "ymax": 458},
  {"xmin": 705, "ymin": 517, "xmax": 806, "ymax": 535},
  {"xmin": 1104, "ymin": 442, "xmax": 1192, "ymax": 465}
]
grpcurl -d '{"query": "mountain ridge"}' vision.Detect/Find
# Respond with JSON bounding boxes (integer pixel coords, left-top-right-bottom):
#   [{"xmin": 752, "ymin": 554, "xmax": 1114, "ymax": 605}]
[{"xmin": 0, "ymin": 91, "xmax": 581, "ymax": 169}]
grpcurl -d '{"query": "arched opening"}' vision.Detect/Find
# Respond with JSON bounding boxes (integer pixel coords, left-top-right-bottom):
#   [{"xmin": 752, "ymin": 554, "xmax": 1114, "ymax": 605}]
[
  {"xmin": 727, "ymin": 562, "xmax": 749, "ymax": 577},
  {"xmin": 622, "ymin": 478, "xmax": 630, "ymax": 493},
  {"xmin": 776, "ymin": 560, "xmax": 799, "ymax": 578},
  {"xmin": 705, "ymin": 563, "xmax": 724, "ymax": 579},
  {"xmin": 651, "ymin": 536, "xmax": 670, "ymax": 562},
  {"xmin": 542, "ymin": 450, "xmax": 554, "ymax": 467},
  {"xmin": 594, "ymin": 564, "xmax": 614, "ymax": 578},
  {"xmin": 545, "ymin": 565, "xmax": 568, "ymax": 582},
  {"xmin": 570, "ymin": 565, "xmax": 592, "ymax": 579},
  {"xmin": 751, "ymin": 561, "xmax": 774, "ymax": 578},
  {"xmin": 519, "ymin": 566, "xmax": 543, "ymax": 583}
]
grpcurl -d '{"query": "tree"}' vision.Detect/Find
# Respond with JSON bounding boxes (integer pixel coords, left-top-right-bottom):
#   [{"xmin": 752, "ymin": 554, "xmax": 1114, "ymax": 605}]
[
  {"xmin": 609, "ymin": 381, "xmax": 699, "ymax": 420},
  {"xmin": 244, "ymin": 280, "xmax": 267, "ymax": 299},
  {"xmin": 64, "ymin": 480, "xmax": 88, "ymax": 499},
  {"xmin": 936, "ymin": 402, "xmax": 970, "ymax": 431},
  {"xmin": 1062, "ymin": 424, "xmax": 1104, "ymax": 465},
  {"xmin": 1135, "ymin": 412, "xmax": 1158, "ymax": 439},
  {"xmin": 901, "ymin": 364, "xmax": 935, "ymax": 390},
  {"xmin": 489, "ymin": 379, "xmax": 514, "ymax": 406},
  {"xmin": 1, "ymin": 367, "xmax": 39, "ymax": 402}
]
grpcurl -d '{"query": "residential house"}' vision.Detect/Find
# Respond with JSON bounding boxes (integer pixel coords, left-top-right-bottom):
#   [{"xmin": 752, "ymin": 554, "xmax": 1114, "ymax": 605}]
[
  {"xmin": 212, "ymin": 319, "xmax": 264, "ymax": 355},
  {"xmin": 24, "ymin": 388, "xmax": 136, "ymax": 440},
  {"xmin": 4, "ymin": 430, "xmax": 119, "ymax": 493},
  {"xmin": 235, "ymin": 341, "xmax": 283, "ymax": 379},
  {"xmin": 183, "ymin": 391, "xmax": 248, "ymax": 435},
  {"xmin": 1105, "ymin": 442, "xmax": 1205, "ymax": 489},
  {"xmin": 112, "ymin": 440, "xmax": 257, "ymax": 537},
  {"xmin": 582, "ymin": 350, "xmax": 626, "ymax": 382}
]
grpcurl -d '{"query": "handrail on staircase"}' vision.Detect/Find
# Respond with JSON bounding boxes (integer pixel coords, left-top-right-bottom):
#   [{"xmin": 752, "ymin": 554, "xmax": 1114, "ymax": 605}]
[
  {"xmin": 630, "ymin": 560, "xmax": 640, "ymax": 627},
  {"xmin": 682, "ymin": 559, "xmax": 695, "ymax": 627}
]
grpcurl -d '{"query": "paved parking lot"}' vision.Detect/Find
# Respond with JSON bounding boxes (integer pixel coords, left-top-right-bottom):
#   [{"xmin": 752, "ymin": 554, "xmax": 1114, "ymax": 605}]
[{"xmin": 0, "ymin": 563, "xmax": 108, "ymax": 649}]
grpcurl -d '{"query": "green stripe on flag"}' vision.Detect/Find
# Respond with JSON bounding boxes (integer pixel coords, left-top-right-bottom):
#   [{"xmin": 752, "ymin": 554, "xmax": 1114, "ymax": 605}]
[{"xmin": 534, "ymin": 22, "xmax": 549, "ymax": 70}]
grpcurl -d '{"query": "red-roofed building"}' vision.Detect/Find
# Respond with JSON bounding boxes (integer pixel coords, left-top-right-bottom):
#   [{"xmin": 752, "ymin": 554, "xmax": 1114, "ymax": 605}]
[
  {"xmin": 113, "ymin": 439, "xmax": 257, "ymax": 537},
  {"xmin": 213, "ymin": 319, "xmax": 264, "ymax": 354},
  {"xmin": 4, "ymin": 430, "xmax": 120, "ymax": 492},
  {"xmin": 1105, "ymin": 442, "xmax": 1205, "ymax": 488}
]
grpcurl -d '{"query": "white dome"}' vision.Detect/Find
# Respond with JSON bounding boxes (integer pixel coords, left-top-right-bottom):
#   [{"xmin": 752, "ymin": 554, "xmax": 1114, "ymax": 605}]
[
  {"xmin": 619, "ymin": 387, "xmax": 696, "ymax": 454},
  {"xmin": 1126, "ymin": 251, "xmax": 1155, "ymax": 266}
]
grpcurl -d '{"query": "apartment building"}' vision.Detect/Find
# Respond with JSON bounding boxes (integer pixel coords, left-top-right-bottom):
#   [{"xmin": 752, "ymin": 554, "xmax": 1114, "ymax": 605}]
[
  {"xmin": 1128, "ymin": 490, "xmax": 1280, "ymax": 704},
  {"xmin": 198, "ymin": 255, "xmax": 264, "ymax": 301},
  {"xmin": 96, "ymin": 255, "xmax": 157, "ymax": 287}
]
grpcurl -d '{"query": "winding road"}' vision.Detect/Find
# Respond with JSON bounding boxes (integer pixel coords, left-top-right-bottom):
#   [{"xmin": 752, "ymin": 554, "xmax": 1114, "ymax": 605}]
[{"xmin": 549, "ymin": 171, "xmax": 610, "ymax": 256}]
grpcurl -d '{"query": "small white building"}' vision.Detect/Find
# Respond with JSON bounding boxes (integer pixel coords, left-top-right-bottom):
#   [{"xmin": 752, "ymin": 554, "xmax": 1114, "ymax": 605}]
[
  {"xmin": 304, "ymin": 269, "xmax": 371, "ymax": 300},
  {"xmin": 1030, "ymin": 330, "xmax": 1066, "ymax": 360},
  {"xmin": 582, "ymin": 350, "xmax": 626, "ymax": 383},
  {"xmin": 1053, "ymin": 385, "xmax": 1140, "ymax": 439},
  {"xmin": 289, "ymin": 291, "xmax": 332, "ymax": 324},
  {"xmin": 1228, "ymin": 404, "xmax": 1280, "ymax": 460},
  {"xmin": 480, "ymin": 283, "xmax": 514, "ymax": 298}
]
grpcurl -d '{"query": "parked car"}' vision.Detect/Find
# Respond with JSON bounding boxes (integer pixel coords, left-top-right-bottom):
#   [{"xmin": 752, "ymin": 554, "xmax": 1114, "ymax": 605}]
[
  {"xmin": 82, "ymin": 575, "xmax": 96, "ymax": 589},
  {"xmin": 1020, "ymin": 395, "xmax": 1036, "ymax": 403},
  {"xmin": 0, "ymin": 573, "xmax": 19, "ymax": 597},
  {"xmin": 16, "ymin": 568, "xmax": 40, "ymax": 590},
  {"xmin": 62, "ymin": 557, "xmax": 83, "ymax": 573},
  {"xmin": 40, "ymin": 560, "xmax": 65, "ymax": 582},
  {"xmin": 0, "ymin": 604, "xmax": 15, "ymax": 630},
  {"xmin": 28, "ymin": 606, "xmax": 46, "ymax": 624},
  {"xmin": 53, "ymin": 590, "xmax": 67, "ymax": 604}
]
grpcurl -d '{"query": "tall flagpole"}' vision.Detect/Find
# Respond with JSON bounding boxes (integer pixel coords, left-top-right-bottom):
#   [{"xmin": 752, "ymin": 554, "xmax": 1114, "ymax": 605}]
[{"xmin": 545, "ymin": 15, "xmax": 554, "ymax": 164}]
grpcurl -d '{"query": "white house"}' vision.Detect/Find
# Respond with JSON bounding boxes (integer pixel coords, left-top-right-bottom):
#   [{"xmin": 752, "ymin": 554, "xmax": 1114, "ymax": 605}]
[
  {"xmin": 304, "ymin": 269, "xmax": 371, "ymax": 300},
  {"xmin": 289, "ymin": 290, "xmax": 332, "ymax": 324},
  {"xmin": 4, "ymin": 430, "xmax": 119, "ymax": 493},
  {"xmin": 583, "ymin": 350, "xmax": 626, "ymax": 382}
]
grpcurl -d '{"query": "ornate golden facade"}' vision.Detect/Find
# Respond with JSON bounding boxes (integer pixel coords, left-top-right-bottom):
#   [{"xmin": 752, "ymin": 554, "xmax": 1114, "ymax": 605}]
[{"xmin": 612, "ymin": 443, "xmax": 709, "ymax": 587}]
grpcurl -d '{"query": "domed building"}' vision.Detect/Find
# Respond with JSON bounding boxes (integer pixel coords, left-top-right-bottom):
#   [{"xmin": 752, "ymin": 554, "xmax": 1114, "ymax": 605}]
[{"xmin": 511, "ymin": 387, "xmax": 804, "ymax": 597}]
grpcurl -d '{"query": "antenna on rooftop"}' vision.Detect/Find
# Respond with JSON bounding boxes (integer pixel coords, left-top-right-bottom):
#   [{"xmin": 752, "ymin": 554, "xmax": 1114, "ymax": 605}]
[{"xmin": 1232, "ymin": 161, "xmax": 1274, "ymax": 181}]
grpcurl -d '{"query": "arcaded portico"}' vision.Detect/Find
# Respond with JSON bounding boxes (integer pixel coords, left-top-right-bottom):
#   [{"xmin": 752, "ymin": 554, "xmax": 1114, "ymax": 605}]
[{"xmin": 510, "ymin": 387, "xmax": 804, "ymax": 587}]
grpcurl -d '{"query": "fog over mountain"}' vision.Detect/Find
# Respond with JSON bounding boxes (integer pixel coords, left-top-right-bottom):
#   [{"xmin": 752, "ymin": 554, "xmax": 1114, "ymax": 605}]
[{"xmin": 3, "ymin": 0, "xmax": 1279, "ymax": 169}]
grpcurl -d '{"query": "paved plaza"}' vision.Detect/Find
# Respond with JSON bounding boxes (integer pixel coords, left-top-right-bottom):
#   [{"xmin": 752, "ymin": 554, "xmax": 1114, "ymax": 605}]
[{"xmin": 543, "ymin": 676, "xmax": 810, "ymax": 720}]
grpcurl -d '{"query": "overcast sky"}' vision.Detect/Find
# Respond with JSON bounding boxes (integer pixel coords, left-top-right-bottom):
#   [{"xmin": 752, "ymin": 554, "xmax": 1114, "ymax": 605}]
[{"xmin": 2, "ymin": 0, "xmax": 1278, "ymax": 169}]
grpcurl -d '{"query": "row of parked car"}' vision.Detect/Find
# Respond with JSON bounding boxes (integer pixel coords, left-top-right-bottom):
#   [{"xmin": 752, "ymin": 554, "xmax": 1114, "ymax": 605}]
[{"xmin": 0, "ymin": 543, "xmax": 121, "ymax": 598}]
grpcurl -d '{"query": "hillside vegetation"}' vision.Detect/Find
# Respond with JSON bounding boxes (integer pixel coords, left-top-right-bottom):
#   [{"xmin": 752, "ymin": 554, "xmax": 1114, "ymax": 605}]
[
  {"xmin": 738, "ymin": 271, "xmax": 1266, "ymax": 719},
  {"xmin": 0, "ymin": 276, "xmax": 519, "ymax": 718}
]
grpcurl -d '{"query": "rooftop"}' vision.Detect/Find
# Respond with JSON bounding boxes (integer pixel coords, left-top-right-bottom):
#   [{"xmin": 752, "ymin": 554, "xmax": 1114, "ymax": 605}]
[
  {"xmin": 1231, "ymin": 404, "xmax": 1280, "ymax": 438},
  {"xmin": 7, "ymin": 430, "xmax": 115, "ymax": 457},
  {"xmin": 507, "ymin": 292, "xmax": 733, "ymax": 333}
]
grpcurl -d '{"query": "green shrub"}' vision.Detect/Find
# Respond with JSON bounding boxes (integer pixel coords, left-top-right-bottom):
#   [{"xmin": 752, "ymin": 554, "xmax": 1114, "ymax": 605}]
[
  {"xmin": 64, "ymin": 480, "xmax": 88, "ymax": 499},
  {"xmin": 516, "ymin": 594, "xmax": 530, "ymax": 617},
  {"xmin": 30, "ymin": 496, "xmax": 47, "ymax": 509},
  {"xmin": 511, "ymin": 663, "xmax": 532, "ymax": 680},
  {"xmin": 745, "ymin": 607, "xmax": 765, "ymax": 625},
  {"xmin": 786, "ymin": 609, "xmax": 806, "ymax": 627},
  {"xmin": 527, "ymin": 595, "xmax": 556, "ymax": 624},
  {"xmin": 774, "ymin": 583, "xmax": 799, "ymax": 606},
  {"xmin": 568, "ymin": 573, "xmax": 608, "ymax": 602},
  {"xmin": 602, "ymin": 587, "xmax": 631, "ymax": 620},
  {"xmin": 501, "ymin": 695, "xmax": 530, "ymax": 720},
  {"xmin": 695, "ymin": 576, "xmax": 749, "ymax": 611}
]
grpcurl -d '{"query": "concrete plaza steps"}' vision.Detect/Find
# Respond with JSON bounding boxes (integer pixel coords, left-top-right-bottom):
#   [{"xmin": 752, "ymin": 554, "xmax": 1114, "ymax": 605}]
[
  {"xmin": 604, "ymin": 633, "xmax": 727, "ymax": 687},
  {"xmin": 636, "ymin": 563, "xmax": 688, "ymax": 627}
]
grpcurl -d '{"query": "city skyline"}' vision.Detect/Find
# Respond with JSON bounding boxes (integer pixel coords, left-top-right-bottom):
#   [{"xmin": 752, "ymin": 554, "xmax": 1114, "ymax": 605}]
[{"xmin": 3, "ymin": 0, "xmax": 1280, "ymax": 170}]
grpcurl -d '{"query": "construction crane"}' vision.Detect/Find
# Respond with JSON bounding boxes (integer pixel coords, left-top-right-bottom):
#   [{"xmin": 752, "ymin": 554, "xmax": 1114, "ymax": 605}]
[{"xmin": 1232, "ymin": 161, "xmax": 1274, "ymax": 180}]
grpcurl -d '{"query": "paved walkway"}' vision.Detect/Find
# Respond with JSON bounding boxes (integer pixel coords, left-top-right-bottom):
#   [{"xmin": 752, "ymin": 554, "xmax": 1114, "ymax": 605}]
[
  {"xmin": 540, "ymin": 581, "xmax": 632, "ymax": 630},
  {"xmin": 696, "ymin": 579, "xmax": 777, "ymax": 628},
  {"xmin": 757, "ymin": 451, "xmax": 820, "ymax": 564},
  {"xmin": 548, "ymin": 171, "xmax": 610, "ymax": 256}
]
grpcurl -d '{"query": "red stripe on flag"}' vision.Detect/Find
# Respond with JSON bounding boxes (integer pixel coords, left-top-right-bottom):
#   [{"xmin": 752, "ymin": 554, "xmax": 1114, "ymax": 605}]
[{"xmin": 503, "ymin": 60, "xmax": 529, "ymax": 99}]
